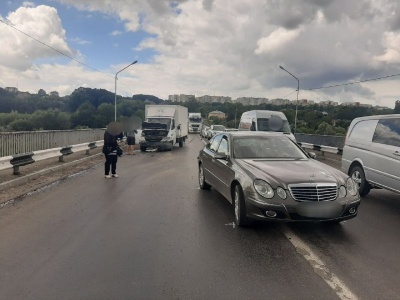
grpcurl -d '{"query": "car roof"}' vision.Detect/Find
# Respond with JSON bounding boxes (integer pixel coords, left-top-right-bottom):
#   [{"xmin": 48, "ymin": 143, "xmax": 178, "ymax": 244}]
[
  {"xmin": 218, "ymin": 131, "xmax": 288, "ymax": 138},
  {"xmin": 352, "ymin": 114, "xmax": 400, "ymax": 122}
]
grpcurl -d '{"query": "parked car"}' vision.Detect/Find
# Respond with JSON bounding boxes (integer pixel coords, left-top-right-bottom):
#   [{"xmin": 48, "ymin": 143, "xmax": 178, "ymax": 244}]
[
  {"xmin": 198, "ymin": 132, "xmax": 360, "ymax": 226},
  {"xmin": 207, "ymin": 125, "xmax": 226, "ymax": 139},
  {"xmin": 342, "ymin": 114, "xmax": 400, "ymax": 196}
]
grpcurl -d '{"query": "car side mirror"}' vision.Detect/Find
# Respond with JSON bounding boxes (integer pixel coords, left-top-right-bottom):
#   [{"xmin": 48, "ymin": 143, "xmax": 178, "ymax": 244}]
[
  {"xmin": 308, "ymin": 152, "xmax": 317, "ymax": 159},
  {"xmin": 215, "ymin": 152, "xmax": 228, "ymax": 160},
  {"xmin": 177, "ymin": 124, "xmax": 181, "ymax": 130}
]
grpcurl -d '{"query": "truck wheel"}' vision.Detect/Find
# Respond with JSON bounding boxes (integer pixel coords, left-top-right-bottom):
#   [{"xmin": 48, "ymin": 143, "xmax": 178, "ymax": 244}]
[
  {"xmin": 179, "ymin": 137, "xmax": 184, "ymax": 147},
  {"xmin": 350, "ymin": 165, "xmax": 371, "ymax": 196},
  {"xmin": 140, "ymin": 146, "xmax": 146, "ymax": 152},
  {"xmin": 170, "ymin": 141, "xmax": 174, "ymax": 151}
]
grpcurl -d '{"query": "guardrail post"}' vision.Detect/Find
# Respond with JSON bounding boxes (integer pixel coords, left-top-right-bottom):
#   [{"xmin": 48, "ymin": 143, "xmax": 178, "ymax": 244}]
[
  {"xmin": 10, "ymin": 153, "xmax": 34, "ymax": 175},
  {"xmin": 59, "ymin": 146, "xmax": 73, "ymax": 162},
  {"xmin": 86, "ymin": 142, "xmax": 97, "ymax": 155}
]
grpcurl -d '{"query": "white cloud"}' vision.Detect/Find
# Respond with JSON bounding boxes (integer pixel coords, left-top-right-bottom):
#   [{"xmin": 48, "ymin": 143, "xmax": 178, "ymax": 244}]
[
  {"xmin": 70, "ymin": 37, "xmax": 91, "ymax": 45},
  {"xmin": 1, "ymin": 0, "xmax": 400, "ymax": 109},
  {"xmin": 0, "ymin": 5, "xmax": 74, "ymax": 70},
  {"xmin": 255, "ymin": 28, "xmax": 302, "ymax": 55},
  {"xmin": 110, "ymin": 30, "xmax": 122, "ymax": 36}
]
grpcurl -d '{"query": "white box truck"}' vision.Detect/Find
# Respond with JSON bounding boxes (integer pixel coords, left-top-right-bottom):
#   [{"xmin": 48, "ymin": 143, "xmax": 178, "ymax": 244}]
[
  {"xmin": 139, "ymin": 105, "xmax": 189, "ymax": 151},
  {"xmin": 188, "ymin": 113, "xmax": 202, "ymax": 133}
]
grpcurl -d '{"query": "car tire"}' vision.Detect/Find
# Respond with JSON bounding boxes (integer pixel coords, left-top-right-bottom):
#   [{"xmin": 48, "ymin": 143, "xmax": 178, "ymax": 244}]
[
  {"xmin": 350, "ymin": 165, "xmax": 371, "ymax": 196},
  {"xmin": 198, "ymin": 164, "xmax": 211, "ymax": 190},
  {"xmin": 140, "ymin": 146, "xmax": 146, "ymax": 152},
  {"xmin": 233, "ymin": 185, "xmax": 249, "ymax": 227}
]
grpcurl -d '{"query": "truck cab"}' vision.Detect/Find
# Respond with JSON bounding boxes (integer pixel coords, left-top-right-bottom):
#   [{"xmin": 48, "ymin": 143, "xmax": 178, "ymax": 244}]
[
  {"xmin": 139, "ymin": 105, "xmax": 188, "ymax": 151},
  {"xmin": 188, "ymin": 113, "xmax": 202, "ymax": 133}
]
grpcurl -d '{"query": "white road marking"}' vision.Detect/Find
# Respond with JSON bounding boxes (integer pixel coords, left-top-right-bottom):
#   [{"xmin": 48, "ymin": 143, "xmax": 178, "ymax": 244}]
[
  {"xmin": 225, "ymin": 222, "xmax": 236, "ymax": 228},
  {"xmin": 282, "ymin": 227, "xmax": 358, "ymax": 300}
]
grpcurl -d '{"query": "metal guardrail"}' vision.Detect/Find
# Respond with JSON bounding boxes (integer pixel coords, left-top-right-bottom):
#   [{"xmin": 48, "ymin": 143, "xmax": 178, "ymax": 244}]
[
  {"xmin": 0, "ymin": 129, "xmax": 105, "ymax": 157},
  {"xmin": 295, "ymin": 133, "xmax": 345, "ymax": 148},
  {"xmin": 1, "ymin": 140, "xmax": 104, "ymax": 175},
  {"xmin": 297, "ymin": 142, "xmax": 343, "ymax": 156}
]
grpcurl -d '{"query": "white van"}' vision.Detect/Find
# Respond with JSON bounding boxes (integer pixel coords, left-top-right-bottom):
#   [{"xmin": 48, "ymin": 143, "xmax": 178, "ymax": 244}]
[
  {"xmin": 238, "ymin": 110, "xmax": 295, "ymax": 140},
  {"xmin": 342, "ymin": 114, "xmax": 400, "ymax": 196}
]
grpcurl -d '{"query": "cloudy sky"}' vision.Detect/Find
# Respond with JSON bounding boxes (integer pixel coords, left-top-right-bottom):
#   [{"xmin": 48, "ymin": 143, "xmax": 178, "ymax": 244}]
[{"xmin": 0, "ymin": 0, "xmax": 399, "ymax": 108}]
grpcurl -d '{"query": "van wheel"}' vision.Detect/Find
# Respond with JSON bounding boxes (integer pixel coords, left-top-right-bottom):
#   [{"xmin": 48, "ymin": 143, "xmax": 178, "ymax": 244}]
[
  {"xmin": 350, "ymin": 165, "xmax": 371, "ymax": 196},
  {"xmin": 179, "ymin": 138, "xmax": 184, "ymax": 147}
]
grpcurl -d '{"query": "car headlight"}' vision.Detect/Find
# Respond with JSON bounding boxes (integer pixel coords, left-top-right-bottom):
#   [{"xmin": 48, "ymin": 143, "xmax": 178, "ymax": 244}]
[
  {"xmin": 346, "ymin": 177, "xmax": 358, "ymax": 196},
  {"xmin": 338, "ymin": 185, "xmax": 347, "ymax": 198},
  {"xmin": 254, "ymin": 179, "xmax": 274, "ymax": 199}
]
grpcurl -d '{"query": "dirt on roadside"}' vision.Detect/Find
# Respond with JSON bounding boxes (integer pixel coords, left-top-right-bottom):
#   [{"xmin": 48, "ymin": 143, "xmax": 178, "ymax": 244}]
[{"xmin": 0, "ymin": 145, "xmax": 133, "ymax": 206}]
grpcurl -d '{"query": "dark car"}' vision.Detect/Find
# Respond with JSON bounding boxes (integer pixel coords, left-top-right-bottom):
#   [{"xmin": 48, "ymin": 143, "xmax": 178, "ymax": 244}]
[{"xmin": 197, "ymin": 132, "xmax": 360, "ymax": 226}]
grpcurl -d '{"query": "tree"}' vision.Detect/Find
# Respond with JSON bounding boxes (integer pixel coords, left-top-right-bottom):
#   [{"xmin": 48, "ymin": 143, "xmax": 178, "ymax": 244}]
[
  {"xmin": 38, "ymin": 89, "xmax": 47, "ymax": 97},
  {"xmin": 395, "ymin": 100, "xmax": 400, "ymax": 114},
  {"xmin": 316, "ymin": 122, "xmax": 336, "ymax": 135}
]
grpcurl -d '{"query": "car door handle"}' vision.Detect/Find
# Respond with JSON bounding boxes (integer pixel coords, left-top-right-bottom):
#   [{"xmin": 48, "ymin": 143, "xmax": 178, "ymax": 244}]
[{"xmin": 394, "ymin": 151, "xmax": 400, "ymax": 156}]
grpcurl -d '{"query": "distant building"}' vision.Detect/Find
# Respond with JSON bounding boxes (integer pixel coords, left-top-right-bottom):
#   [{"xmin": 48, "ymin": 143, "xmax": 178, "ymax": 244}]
[
  {"xmin": 208, "ymin": 110, "xmax": 226, "ymax": 119},
  {"xmin": 235, "ymin": 97, "xmax": 268, "ymax": 106},
  {"xmin": 319, "ymin": 100, "xmax": 339, "ymax": 106},
  {"xmin": 270, "ymin": 98, "xmax": 291, "ymax": 105},
  {"xmin": 168, "ymin": 94, "xmax": 195, "ymax": 102},
  {"xmin": 5, "ymin": 87, "xmax": 18, "ymax": 93},
  {"xmin": 16, "ymin": 92, "xmax": 31, "ymax": 99},
  {"xmin": 197, "ymin": 95, "xmax": 232, "ymax": 103},
  {"xmin": 50, "ymin": 91, "xmax": 59, "ymax": 97}
]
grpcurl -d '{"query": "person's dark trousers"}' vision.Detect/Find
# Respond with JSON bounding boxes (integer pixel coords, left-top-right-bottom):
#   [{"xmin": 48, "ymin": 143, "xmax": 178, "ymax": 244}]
[{"xmin": 105, "ymin": 154, "xmax": 118, "ymax": 175}]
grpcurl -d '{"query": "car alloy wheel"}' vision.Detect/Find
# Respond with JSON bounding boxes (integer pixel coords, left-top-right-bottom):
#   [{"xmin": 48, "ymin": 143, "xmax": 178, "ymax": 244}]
[
  {"xmin": 234, "ymin": 185, "xmax": 248, "ymax": 226},
  {"xmin": 350, "ymin": 165, "xmax": 370, "ymax": 196},
  {"xmin": 199, "ymin": 164, "xmax": 211, "ymax": 190}
]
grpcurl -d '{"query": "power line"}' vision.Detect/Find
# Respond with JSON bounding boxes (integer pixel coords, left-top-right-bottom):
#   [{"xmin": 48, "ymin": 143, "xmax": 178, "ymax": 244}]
[
  {"xmin": 305, "ymin": 73, "xmax": 400, "ymax": 91},
  {"xmin": 0, "ymin": 18, "xmax": 137, "ymax": 95}
]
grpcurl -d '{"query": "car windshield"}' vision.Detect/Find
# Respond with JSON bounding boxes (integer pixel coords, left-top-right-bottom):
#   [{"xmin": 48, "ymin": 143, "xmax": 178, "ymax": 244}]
[
  {"xmin": 233, "ymin": 136, "xmax": 307, "ymax": 159},
  {"xmin": 146, "ymin": 118, "xmax": 171, "ymax": 129},
  {"xmin": 212, "ymin": 125, "xmax": 226, "ymax": 131},
  {"xmin": 257, "ymin": 118, "xmax": 291, "ymax": 133}
]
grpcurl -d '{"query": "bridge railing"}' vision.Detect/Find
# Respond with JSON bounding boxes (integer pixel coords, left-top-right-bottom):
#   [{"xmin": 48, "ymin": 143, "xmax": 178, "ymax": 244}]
[{"xmin": 0, "ymin": 129, "xmax": 105, "ymax": 157}]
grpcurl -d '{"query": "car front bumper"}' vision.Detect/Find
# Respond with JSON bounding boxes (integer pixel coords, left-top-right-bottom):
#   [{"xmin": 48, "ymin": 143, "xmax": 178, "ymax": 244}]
[{"xmin": 244, "ymin": 195, "xmax": 361, "ymax": 222}]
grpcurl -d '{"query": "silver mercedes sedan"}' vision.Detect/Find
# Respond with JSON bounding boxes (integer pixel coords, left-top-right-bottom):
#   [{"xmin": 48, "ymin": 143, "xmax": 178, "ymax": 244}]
[{"xmin": 197, "ymin": 132, "xmax": 360, "ymax": 226}]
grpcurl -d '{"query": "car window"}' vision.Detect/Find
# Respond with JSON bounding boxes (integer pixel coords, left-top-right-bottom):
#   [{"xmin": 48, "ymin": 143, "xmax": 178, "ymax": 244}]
[
  {"xmin": 233, "ymin": 136, "xmax": 307, "ymax": 159},
  {"xmin": 348, "ymin": 119, "xmax": 378, "ymax": 142},
  {"xmin": 212, "ymin": 125, "xmax": 226, "ymax": 131},
  {"xmin": 210, "ymin": 134, "xmax": 223, "ymax": 152},
  {"xmin": 217, "ymin": 136, "xmax": 229, "ymax": 155},
  {"xmin": 372, "ymin": 118, "xmax": 400, "ymax": 147}
]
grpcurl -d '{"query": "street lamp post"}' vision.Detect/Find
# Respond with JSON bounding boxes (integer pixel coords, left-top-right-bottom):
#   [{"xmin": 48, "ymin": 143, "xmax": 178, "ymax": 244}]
[
  {"xmin": 115, "ymin": 60, "xmax": 138, "ymax": 121},
  {"xmin": 279, "ymin": 65, "xmax": 299, "ymax": 134}
]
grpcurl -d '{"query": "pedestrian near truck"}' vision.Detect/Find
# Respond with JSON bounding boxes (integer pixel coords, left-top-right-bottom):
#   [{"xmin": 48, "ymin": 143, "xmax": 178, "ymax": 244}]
[
  {"xmin": 126, "ymin": 129, "xmax": 137, "ymax": 155},
  {"xmin": 103, "ymin": 130, "xmax": 123, "ymax": 178}
]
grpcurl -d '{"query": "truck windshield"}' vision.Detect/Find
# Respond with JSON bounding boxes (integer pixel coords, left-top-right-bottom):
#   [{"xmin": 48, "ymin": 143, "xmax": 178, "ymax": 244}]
[
  {"xmin": 146, "ymin": 118, "xmax": 172, "ymax": 129},
  {"xmin": 189, "ymin": 117, "xmax": 202, "ymax": 122},
  {"xmin": 257, "ymin": 118, "xmax": 291, "ymax": 133}
]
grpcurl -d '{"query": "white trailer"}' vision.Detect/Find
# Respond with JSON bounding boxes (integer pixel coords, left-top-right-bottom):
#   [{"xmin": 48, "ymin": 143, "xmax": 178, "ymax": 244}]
[{"xmin": 139, "ymin": 105, "xmax": 189, "ymax": 151}]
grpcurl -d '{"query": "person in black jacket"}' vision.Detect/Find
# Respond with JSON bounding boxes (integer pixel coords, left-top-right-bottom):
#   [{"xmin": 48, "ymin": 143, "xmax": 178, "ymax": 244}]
[{"xmin": 103, "ymin": 131, "xmax": 123, "ymax": 178}]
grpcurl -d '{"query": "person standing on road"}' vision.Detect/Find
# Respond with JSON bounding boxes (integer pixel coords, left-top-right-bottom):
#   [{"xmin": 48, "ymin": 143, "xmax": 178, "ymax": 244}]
[
  {"xmin": 126, "ymin": 129, "xmax": 137, "ymax": 155},
  {"xmin": 103, "ymin": 131, "xmax": 123, "ymax": 178}
]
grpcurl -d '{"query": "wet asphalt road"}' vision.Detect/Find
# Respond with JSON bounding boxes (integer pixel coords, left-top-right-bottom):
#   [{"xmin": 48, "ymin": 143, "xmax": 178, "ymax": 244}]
[{"xmin": 1, "ymin": 135, "xmax": 400, "ymax": 300}]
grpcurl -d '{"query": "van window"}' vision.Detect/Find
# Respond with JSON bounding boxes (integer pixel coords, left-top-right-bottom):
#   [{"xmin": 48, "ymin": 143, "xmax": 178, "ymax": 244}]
[
  {"xmin": 348, "ymin": 120, "xmax": 377, "ymax": 142},
  {"xmin": 257, "ymin": 118, "xmax": 291, "ymax": 133},
  {"xmin": 372, "ymin": 118, "xmax": 400, "ymax": 147}
]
